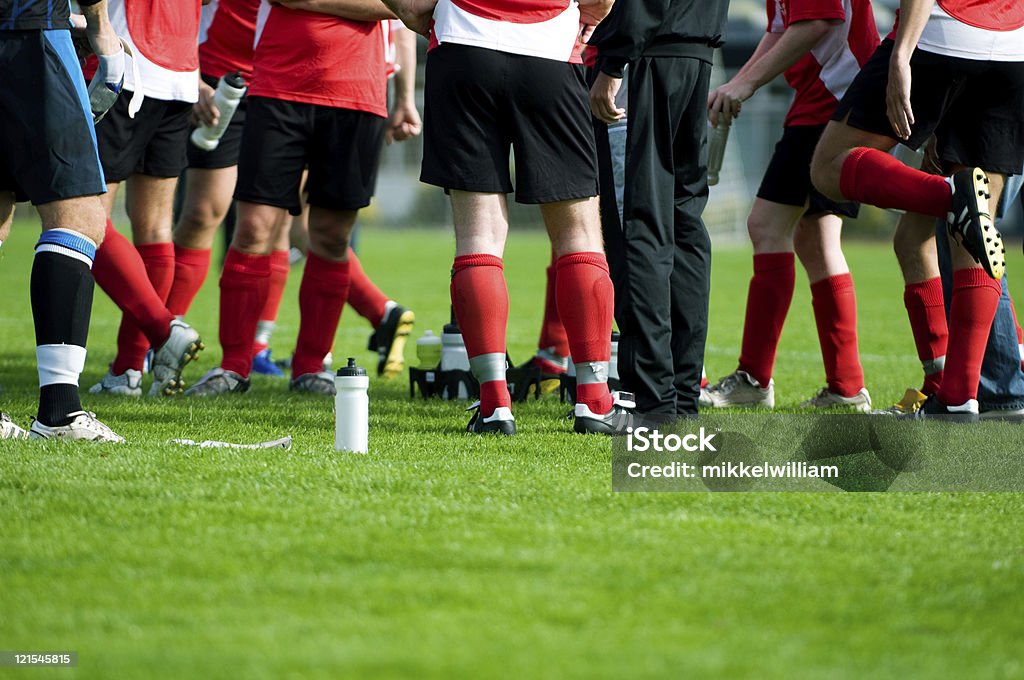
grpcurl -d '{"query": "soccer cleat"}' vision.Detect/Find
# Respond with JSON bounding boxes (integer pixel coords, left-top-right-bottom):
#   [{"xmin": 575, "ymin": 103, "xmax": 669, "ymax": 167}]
[
  {"xmin": 251, "ymin": 348, "xmax": 285, "ymax": 377},
  {"xmin": 184, "ymin": 367, "xmax": 250, "ymax": 397},
  {"xmin": 947, "ymin": 167, "xmax": 1005, "ymax": 280},
  {"xmin": 151, "ymin": 319, "xmax": 204, "ymax": 396},
  {"xmin": 901, "ymin": 395, "xmax": 979, "ymax": 423},
  {"xmin": 700, "ymin": 370, "xmax": 774, "ymax": 408},
  {"xmin": 801, "ymin": 387, "xmax": 872, "ymax": 413},
  {"xmin": 465, "ymin": 401, "xmax": 516, "ymax": 435},
  {"xmin": 574, "ymin": 391, "xmax": 635, "ymax": 435},
  {"xmin": 872, "ymin": 388, "xmax": 928, "ymax": 416},
  {"xmin": 29, "ymin": 411, "xmax": 125, "ymax": 443},
  {"xmin": 368, "ymin": 305, "xmax": 415, "ymax": 379},
  {"xmin": 88, "ymin": 368, "xmax": 143, "ymax": 397},
  {"xmin": 290, "ymin": 371, "xmax": 336, "ymax": 395},
  {"xmin": 1, "ymin": 412, "xmax": 29, "ymax": 440}
]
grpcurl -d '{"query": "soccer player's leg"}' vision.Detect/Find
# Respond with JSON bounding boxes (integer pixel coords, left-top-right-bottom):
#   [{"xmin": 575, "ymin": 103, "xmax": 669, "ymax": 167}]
[
  {"xmin": 794, "ymin": 211, "xmax": 871, "ymax": 412},
  {"xmin": 891, "ymin": 211, "xmax": 946, "ymax": 412},
  {"xmin": 703, "ymin": 198, "xmax": 802, "ymax": 409},
  {"xmin": 449, "ymin": 191, "xmax": 515, "ymax": 434},
  {"xmin": 1, "ymin": 28, "xmax": 123, "ymax": 440},
  {"xmin": 540, "ymin": 198, "xmax": 632, "ymax": 435},
  {"xmin": 250, "ymin": 223, "xmax": 290, "ymax": 378},
  {"xmin": 167, "ymin": 166, "xmax": 238, "ymax": 317}
]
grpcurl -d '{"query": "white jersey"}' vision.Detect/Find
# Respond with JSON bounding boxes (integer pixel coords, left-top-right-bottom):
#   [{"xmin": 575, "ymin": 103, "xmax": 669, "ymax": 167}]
[
  {"xmin": 918, "ymin": 4, "xmax": 1024, "ymax": 61},
  {"xmin": 108, "ymin": 0, "xmax": 202, "ymax": 102}
]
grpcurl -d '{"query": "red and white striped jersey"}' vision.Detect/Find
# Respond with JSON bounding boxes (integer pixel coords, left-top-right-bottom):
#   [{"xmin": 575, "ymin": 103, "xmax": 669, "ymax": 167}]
[
  {"xmin": 937, "ymin": 0, "xmax": 1024, "ymax": 31},
  {"xmin": 767, "ymin": 0, "xmax": 879, "ymax": 127},
  {"xmin": 198, "ymin": 0, "xmax": 259, "ymax": 81},
  {"xmin": 249, "ymin": 1, "xmax": 387, "ymax": 117},
  {"xmin": 429, "ymin": 0, "xmax": 583, "ymax": 63},
  {"xmin": 106, "ymin": 0, "xmax": 202, "ymax": 102}
]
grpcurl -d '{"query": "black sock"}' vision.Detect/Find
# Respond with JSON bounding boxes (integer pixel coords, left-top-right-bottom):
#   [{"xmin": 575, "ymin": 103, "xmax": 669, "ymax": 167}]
[{"xmin": 32, "ymin": 232, "xmax": 96, "ymax": 427}]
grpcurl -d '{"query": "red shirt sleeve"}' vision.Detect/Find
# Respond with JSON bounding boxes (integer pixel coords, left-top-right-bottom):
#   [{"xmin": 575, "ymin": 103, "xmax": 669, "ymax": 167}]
[{"xmin": 785, "ymin": 0, "xmax": 846, "ymax": 26}]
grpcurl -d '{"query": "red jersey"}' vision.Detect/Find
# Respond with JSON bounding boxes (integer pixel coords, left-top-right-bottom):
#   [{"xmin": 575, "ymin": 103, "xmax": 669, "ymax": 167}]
[
  {"xmin": 768, "ymin": 0, "xmax": 879, "ymax": 127},
  {"xmin": 429, "ymin": 0, "xmax": 583, "ymax": 63},
  {"xmin": 937, "ymin": 0, "xmax": 1024, "ymax": 31},
  {"xmin": 250, "ymin": 3, "xmax": 387, "ymax": 117},
  {"xmin": 199, "ymin": 0, "xmax": 259, "ymax": 80}
]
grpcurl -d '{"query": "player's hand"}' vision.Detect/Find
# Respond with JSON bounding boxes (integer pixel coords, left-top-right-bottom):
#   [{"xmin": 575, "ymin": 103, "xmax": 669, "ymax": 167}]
[
  {"xmin": 886, "ymin": 54, "xmax": 914, "ymax": 140},
  {"xmin": 386, "ymin": 100, "xmax": 422, "ymax": 144},
  {"xmin": 193, "ymin": 80, "xmax": 220, "ymax": 128},
  {"xmin": 707, "ymin": 79, "xmax": 752, "ymax": 127},
  {"xmin": 88, "ymin": 42, "xmax": 126, "ymax": 123},
  {"xmin": 590, "ymin": 71, "xmax": 624, "ymax": 124}
]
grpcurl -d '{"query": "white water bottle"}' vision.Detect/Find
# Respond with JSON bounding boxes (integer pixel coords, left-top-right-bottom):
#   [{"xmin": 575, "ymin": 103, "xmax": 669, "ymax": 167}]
[
  {"xmin": 440, "ymin": 323, "xmax": 471, "ymax": 399},
  {"xmin": 334, "ymin": 357, "xmax": 369, "ymax": 453},
  {"xmin": 190, "ymin": 72, "xmax": 246, "ymax": 151},
  {"xmin": 417, "ymin": 330, "xmax": 442, "ymax": 368}
]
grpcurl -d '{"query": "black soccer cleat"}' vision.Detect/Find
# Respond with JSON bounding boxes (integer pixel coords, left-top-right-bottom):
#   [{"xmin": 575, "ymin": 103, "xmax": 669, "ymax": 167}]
[
  {"xmin": 573, "ymin": 391, "xmax": 636, "ymax": 435},
  {"xmin": 368, "ymin": 305, "xmax": 415, "ymax": 379},
  {"xmin": 947, "ymin": 167, "xmax": 1004, "ymax": 280},
  {"xmin": 899, "ymin": 394, "xmax": 979, "ymax": 424},
  {"xmin": 465, "ymin": 401, "xmax": 516, "ymax": 436}
]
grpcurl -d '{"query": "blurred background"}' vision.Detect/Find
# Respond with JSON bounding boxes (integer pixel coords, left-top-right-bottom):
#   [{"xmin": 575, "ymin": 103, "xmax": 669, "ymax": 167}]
[{"xmin": 368, "ymin": 0, "xmax": 1023, "ymax": 240}]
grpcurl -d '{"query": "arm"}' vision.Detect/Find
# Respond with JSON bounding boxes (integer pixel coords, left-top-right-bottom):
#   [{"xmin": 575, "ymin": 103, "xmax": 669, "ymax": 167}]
[
  {"xmin": 588, "ymin": 0, "xmax": 664, "ymax": 78},
  {"xmin": 79, "ymin": 0, "xmax": 120, "ymax": 56},
  {"xmin": 707, "ymin": 18, "xmax": 834, "ymax": 126},
  {"xmin": 270, "ymin": 0, "xmax": 396, "ymax": 21},
  {"xmin": 380, "ymin": 0, "xmax": 436, "ymax": 35},
  {"xmin": 887, "ymin": 0, "xmax": 936, "ymax": 139},
  {"xmin": 387, "ymin": 27, "xmax": 422, "ymax": 144}
]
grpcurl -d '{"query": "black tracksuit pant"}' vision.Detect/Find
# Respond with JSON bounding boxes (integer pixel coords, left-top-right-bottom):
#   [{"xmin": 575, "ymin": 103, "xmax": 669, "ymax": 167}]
[{"xmin": 614, "ymin": 56, "xmax": 713, "ymax": 417}]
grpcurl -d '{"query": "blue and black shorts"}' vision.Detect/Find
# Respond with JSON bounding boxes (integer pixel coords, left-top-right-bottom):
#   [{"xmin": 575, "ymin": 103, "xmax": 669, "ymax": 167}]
[{"xmin": 0, "ymin": 29, "xmax": 106, "ymax": 204}]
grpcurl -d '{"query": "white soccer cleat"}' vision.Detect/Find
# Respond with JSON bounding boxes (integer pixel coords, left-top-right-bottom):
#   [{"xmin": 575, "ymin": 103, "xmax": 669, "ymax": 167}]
[
  {"xmin": 700, "ymin": 370, "xmax": 775, "ymax": 408},
  {"xmin": 801, "ymin": 387, "xmax": 872, "ymax": 413},
  {"xmin": 151, "ymin": 319, "xmax": 204, "ymax": 396},
  {"xmin": 29, "ymin": 411, "xmax": 126, "ymax": 443},
  {"xmin": 1, "ymin": 412, "xmax": 29, "ymax": 440},
  {"xmin": 89, "ymin": 368, "xmax": 143, "ymax": 397},
  {"xmin": 573, "ymin": 391, "xmax": 635, "ymax": 435}
]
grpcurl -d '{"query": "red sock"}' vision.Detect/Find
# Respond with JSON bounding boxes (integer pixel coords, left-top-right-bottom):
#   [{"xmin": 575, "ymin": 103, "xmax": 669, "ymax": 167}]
[
  {"xmin": 840, "ymin": 148, "xmax": 951, "ymax": 217},
  {"xmin": 293, "ymin": 252, "xmax": 351, "ymax": 378},
  {"xmin": 810, "ymin": 273, "xmax": 864, "ymax": 397},
  {"xmin": 253, "ymin": 249, "xmax": 290, "ymax": 356},
  {"xmin": 737, "ymin": 252, "xmax": 795, "ymax": 387},
  {"xmin": 538, "ymin": 250, "xmax": 569, "ymax": 358},
  {"xmin": 111, "ymin": 242, "xmax": 175, "ymax": 374},
  {"xmin": 451, "ymin": 254, "xmax": 510, "ymax": 417},
  {"xmin": 166, "ymin": 245, "xmax": 212, "ymax": 317},
  {"xmin": 346, "ymin": 248, "xmax": 389, "ymax": 328},
  {"xmin": 93, "ymin": 220, "xmax": 174, "ymax": 347},
  {"xmin": 903, "ymin": 277, "xmax": 948, "ymax": 395},
  {"xmin": 938, "ymin": 268, "xmax": 1001, "ymax": 406},
  {"xmin": 556, "ymin": 252, "xmax": 614, "ymax": 415},
  {"xmin": 219, "ymin": 248, "xmax": 271, "ymax": 377}
]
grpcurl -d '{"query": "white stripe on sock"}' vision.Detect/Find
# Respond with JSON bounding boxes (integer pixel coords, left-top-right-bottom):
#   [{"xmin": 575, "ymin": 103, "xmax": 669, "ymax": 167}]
[
  {"xmin": 576, "ymin": 361, "xmax": 609, "ymax": 385},
  {"xmin": 35, "ymin": 243, "xmax": 94, "ymax": 268},
  {"xmin": 469, "ymin": 352, "xmax": 506, "ymax": 384},
  {"xmin": 37, "ymin": 344, "xmax": 87, "ymax": 387}
]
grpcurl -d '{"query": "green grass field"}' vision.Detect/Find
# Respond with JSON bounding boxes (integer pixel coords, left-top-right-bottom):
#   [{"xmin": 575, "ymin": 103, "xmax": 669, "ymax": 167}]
[{"xmin": 1, "ymin": 222, "xmax": 1023, "ymax": 679}]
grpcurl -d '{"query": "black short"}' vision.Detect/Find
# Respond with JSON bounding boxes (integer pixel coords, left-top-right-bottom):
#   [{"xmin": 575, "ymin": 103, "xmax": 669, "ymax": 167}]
[
  {"xmin": 94, "ymin": 92, "xmax": 192, "ymax": 182},
  {"xmin": 834, "ymin": 39, "xmax": 1024, "ymax": 175},
  {"xmin": 421, "ymin": 43, "xmax": 599, "ymax": 204},
  {"xmin": 186, "ymin": 72, "xmax": 248, "ymax": 170},
  {"xmin": 234, "ymin": 96, "xmax": 385, "ymax": 215},
  {"xmin": 0, "ymin": 30, "xmax": 105, "ymax": 204},
  {"xmin": 757, "ymin": 125, "xmax": 859, "ymax": 218}
]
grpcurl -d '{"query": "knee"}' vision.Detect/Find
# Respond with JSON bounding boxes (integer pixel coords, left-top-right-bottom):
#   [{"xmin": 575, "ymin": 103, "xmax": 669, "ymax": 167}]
[
  {"xmin": 746, "ymin": 213, "xmax": 782, "ymax": 251},
  {"xmin": 307, "ymin": 210, "xmax": 356, "ymax": 261},
  {"xmin": 810, "ymin": 143, "xmax": 844, "ymax": 201},
  {"xmin": 231, "ymin": 217, "xmax": 276, "ymax": 255},
  {"xmin": 308, "ymin": 229, "xmax": 350, "ymax": 261}
]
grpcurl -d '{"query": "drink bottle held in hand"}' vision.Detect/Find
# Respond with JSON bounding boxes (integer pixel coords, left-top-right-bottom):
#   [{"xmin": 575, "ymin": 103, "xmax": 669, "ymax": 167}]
[
  {"xmin": 190, "ymin": 72, "xmax": 246, "ymax": 151},
  {"xmin": 707, "ymin": 117, "xmax": 731, "ymax": 186},
  {"xmin": 335, "ymin": 358, "xmax": 369, "ymax": 454}
]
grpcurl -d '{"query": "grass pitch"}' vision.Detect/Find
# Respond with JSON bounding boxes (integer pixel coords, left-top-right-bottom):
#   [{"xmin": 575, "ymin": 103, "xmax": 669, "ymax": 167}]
[{"xmin": 1, "ymin": 222, "xmax": 1023, "ymax": 679}]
